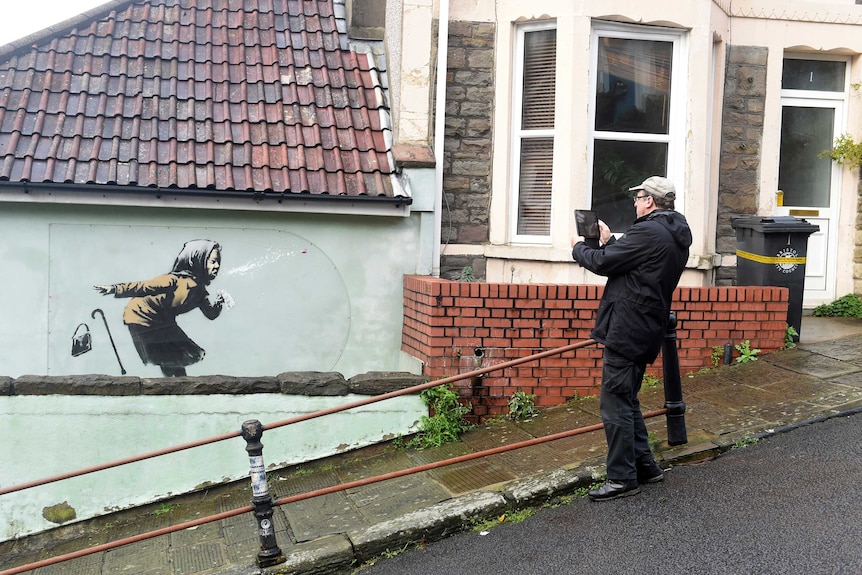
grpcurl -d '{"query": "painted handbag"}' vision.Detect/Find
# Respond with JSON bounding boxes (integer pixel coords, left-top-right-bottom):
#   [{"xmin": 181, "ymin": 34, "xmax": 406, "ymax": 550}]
[{"xmin": 71, "ymin": 323, "xmax": 92, "ymax": 357}]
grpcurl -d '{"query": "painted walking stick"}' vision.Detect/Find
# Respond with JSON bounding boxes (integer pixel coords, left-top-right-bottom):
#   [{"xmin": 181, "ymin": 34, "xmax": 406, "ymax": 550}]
[{"xmin": 92, "ymin": 308, "xmax": 127, "ymax": 375}]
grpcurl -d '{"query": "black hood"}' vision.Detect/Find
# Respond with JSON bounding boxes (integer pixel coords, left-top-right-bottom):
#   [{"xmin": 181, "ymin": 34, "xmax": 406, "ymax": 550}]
[
  {"xmin": 645, "ymin": 209, "xmax": 693, "ymax": 250},
  {"xmin": 171, "ymin": 239, "xmax": 220, "ymax": 284}
]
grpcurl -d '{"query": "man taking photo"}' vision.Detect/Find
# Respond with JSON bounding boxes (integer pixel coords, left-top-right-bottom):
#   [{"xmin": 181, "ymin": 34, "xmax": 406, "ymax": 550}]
[{"xmin": 572, "ymin": 176, "xmax": 692, "ymax": 501}]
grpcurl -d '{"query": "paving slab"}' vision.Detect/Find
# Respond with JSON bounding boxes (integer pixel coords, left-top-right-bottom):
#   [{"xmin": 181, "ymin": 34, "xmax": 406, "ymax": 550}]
[
  {"xmin": 479, "ymin": 442, "xmax": 571, "ymax": 475},
  {"xmin": 270, "ymin": 469, "xmax": 340, "ymax": 499},
  {"xmin": 427, "ymin": 458, "xmax": 516, "ymax": 495},
  {"xmin": 514, "ymin": 402, "xmax": 601, "ymax": 436},
  {"xmin": 689, "ymin": 381, "xmax": 778, "ymax": 410},
  {"xmin": 281, "ymin": 492, "xmax": 366, "ymax": 543},
  {"xmin": 683, "ymin": 402, "xmax": 748, "ymax": 437},
  {"xmin": 350, "ymin": 475, "xmax": 450, "ymax": 523},
  {"xmin": 722, "ymin": 359, "xmax": 806, "ymax": 387},
  {"xmin": 169, "ymin": 540, "xmax": 228, "ymax": 574},
  {"xmin": 768, "ymin": 350, "xmax": 862, "ymax": 379},
  {"xmin": 796, "ymin": 334, "xmax": 862, "ymax": 361}
]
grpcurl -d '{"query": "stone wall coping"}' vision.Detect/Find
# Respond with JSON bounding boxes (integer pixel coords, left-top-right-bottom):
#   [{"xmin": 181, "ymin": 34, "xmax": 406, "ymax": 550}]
[{"xmin": 1, "ymin": 372, "xmax": 429, "ymax": 397}]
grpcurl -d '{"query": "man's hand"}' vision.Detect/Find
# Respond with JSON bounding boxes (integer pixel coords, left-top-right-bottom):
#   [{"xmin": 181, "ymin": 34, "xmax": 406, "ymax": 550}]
[
  {"xmin": 573, "ymin": 219, "xmax": 611, "ymax": 248},
  {"xmin": 598, "ymin": 220, "xmax": 612, "ymax": 245}
]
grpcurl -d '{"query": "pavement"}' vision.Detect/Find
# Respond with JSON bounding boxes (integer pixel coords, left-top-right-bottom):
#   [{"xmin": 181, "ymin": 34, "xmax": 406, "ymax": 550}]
[{"xmin": 4, "ymin": 314, "xmax": 862, "ymax": 575}]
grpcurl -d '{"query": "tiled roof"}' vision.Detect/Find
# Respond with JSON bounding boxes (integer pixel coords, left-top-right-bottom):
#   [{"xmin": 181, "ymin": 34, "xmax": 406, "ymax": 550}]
[{"xmin": 0, "ymin": 0, "xmax": 403, "ymax": 199}]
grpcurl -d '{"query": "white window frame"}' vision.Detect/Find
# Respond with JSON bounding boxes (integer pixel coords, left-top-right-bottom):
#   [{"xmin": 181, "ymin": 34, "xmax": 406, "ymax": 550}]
[
  {"xmin": 587, "ymin": 22, "xmax": 688, "ymax": 222},
  {"xmin": 509, "ymin": 20, "xmax": 556, "ymax": 245}
]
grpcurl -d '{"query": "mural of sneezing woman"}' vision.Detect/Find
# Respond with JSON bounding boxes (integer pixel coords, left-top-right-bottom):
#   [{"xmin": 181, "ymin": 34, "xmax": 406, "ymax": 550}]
[{"xmin": 94, "ymin": 239, "xmax": 225, "ymax": 377}]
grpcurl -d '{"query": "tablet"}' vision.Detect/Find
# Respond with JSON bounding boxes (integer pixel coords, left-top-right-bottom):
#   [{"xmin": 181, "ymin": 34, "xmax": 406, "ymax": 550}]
[{"xmin": 575, "ymin": 210, "xmax": 599, "ymax": 238}]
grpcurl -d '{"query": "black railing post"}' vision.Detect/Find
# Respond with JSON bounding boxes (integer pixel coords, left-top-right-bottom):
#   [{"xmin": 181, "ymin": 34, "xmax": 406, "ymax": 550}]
[
  {"xmin": 240, "ymin": 420, "xmax": 285, "ymax": 568},
  {"xmin": 662, "ymin": 313, "xmax": 688, "ymax": 446}
]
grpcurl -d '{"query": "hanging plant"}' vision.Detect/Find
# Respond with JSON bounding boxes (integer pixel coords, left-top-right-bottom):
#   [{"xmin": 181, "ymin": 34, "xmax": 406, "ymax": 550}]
[{"xmin": 819, "ymin": 133, "xmax": 862, "ymax": 171}]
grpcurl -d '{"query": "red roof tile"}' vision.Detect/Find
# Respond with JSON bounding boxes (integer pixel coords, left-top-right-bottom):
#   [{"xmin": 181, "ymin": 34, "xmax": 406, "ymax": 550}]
[{"xmin": 0, "ymin": 0, "xmax": 401, "ymax": 199}]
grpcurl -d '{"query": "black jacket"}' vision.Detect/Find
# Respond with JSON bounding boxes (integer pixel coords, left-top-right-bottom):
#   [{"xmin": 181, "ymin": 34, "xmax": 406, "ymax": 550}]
[{"xmin": 572, "ymin": 209, "xmax": 692, "ymax": 364}]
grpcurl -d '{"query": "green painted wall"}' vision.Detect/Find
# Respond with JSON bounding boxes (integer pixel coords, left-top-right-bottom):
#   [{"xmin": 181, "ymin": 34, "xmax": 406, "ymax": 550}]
[
  {"xmin": 1, "ymin": 200, "xmax": 430, "ymax": 378},
  {"xmin": 0, "ymin": 393, "xmax": 425, "ymax": 541}
]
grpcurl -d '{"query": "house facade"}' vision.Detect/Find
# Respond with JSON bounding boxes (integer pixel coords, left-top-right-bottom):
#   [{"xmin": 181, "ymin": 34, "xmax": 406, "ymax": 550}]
[{"xmin": 418, "ymin": 0, "xmax": 862, "ymax": 308}]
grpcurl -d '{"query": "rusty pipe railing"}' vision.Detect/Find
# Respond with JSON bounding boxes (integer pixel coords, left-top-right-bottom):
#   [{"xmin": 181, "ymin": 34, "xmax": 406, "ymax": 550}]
[
  {"xmin": 2, "ymin": 330, "xmax": 692, "ymax": 574},
  {"xmin": 1, "ymin": 407, "xmax": 671, "ymax": 575},
  {"xmin": 0, "ymin": 339, "xmax": 597, "ymax": 497}
]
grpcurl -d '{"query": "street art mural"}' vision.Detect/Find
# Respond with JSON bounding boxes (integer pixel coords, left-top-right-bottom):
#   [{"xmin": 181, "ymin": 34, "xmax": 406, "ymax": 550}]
[
  {"xmin": 91, "ymin": 239, "xmax": 231, "ymax": 376},
  {"xmin": 51, "ymin": 224, "xmax": 358, "ymax": 377}
]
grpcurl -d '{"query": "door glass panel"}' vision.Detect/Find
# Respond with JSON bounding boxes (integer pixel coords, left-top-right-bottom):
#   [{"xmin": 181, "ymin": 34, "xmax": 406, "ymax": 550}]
[
  {"xmin": 595, "ymin": 37, "xmax": 673, "ymax": 134},
  {"xmin": 782, "ymin": 60, "xmax": 845, "ymax": 92},
  {"xmin": 591, "ymin": 139, "xmax": 667, "ymax": 232},
  {"xmin": 778, "ymin": 106, "xmax": 834, "ymax": 207}
]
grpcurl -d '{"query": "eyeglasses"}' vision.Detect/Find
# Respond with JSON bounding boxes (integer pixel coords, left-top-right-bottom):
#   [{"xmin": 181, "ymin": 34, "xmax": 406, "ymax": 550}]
[{"xmin": 633, "ymin": 194, "xmax": 650, "ymax": 202}]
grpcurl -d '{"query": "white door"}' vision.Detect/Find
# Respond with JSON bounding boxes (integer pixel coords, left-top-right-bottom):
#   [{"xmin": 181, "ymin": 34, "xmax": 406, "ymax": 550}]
[{"xmin": 776, "ymin": 58, "xmax": 847, "ymax": 305}]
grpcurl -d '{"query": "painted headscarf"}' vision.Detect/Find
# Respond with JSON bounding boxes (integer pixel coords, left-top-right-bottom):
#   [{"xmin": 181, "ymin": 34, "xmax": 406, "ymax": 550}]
[{"xmin": 171, "ymin": 239, "xmax": 221, "ymax": 285}]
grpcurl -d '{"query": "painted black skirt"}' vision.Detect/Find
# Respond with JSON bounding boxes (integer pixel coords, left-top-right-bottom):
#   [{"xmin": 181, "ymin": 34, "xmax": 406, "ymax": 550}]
[{"xmin": 127, "ymin": 323, "xmax": 205, "ymax": 368}]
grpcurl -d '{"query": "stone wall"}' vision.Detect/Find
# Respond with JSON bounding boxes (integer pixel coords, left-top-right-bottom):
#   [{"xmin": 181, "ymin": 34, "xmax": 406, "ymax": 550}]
[
  {"xmin": 715, "ymin": 45, "xmax": 769, "ymax": 285},
  {"xmin": 439, "ymin": 20, "xmax": 496, "ymax": 280},
  {"xmin": 402, "ymin": 276, "xmax": 790, "ymax": 423}
]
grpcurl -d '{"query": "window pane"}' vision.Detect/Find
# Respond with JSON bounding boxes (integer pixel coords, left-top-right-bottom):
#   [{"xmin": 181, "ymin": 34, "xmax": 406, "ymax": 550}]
[
  {"xmin": 522, "ymin": 29, "xmax": 557, "ymax": 129},
  {"xmin": 517, "ymin": 138, "xmax": 554, "ymax": 235},
  {"xmin": 595, "ymin": 37, "xmax": 673, "ymax": 134},
  {"xmin": 591, "ymin": 140, "xmax": 667, "ymax": 232},
  {"xmin": 778, "ymin": 106, "xmax": 834, "ymax": 207},
  {"xmin": 782, "ymin": 59, "xmax": 845, "ymax": 92}
]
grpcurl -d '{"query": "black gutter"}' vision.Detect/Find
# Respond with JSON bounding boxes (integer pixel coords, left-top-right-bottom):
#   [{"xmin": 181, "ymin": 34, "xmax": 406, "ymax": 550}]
[{"xmin": 0, "ymin": 181, "xmax": 413, "ymax": 206}]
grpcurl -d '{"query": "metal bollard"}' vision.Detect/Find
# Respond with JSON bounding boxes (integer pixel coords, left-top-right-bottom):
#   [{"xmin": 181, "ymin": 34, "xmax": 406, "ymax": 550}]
[
  {"xmin": 661, "ymin": 313, "xmax": 688, "ymax": 446},
  {"xmin": 723, "ymin": 343, "xmax": 733, "ymax": 365},
  {"xmin": 240, "ymin": 420, "xmax": 286, "ymax": 568}
]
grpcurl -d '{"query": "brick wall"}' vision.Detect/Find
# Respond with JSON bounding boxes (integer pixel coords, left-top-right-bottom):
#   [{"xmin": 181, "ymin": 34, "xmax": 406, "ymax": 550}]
[{"xmin": 402, "ymin": 276, "xmax": 789, "ymax": 422}]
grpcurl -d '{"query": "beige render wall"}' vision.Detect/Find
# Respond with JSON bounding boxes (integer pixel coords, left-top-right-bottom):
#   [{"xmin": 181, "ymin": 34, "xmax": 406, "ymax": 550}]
[
  {"xmin": 385, "ymin": 0, "xmax": 436, "ymax": 147},
  {"xmin": 727, "ymin": 3, "xmax": 862, "ymax": 301}
]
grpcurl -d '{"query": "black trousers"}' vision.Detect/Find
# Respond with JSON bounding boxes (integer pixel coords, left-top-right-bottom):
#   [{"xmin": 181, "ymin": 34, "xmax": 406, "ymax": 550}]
[{"xmin": 599, "ymin": 346, "xmax": 653, "ymax": 481}]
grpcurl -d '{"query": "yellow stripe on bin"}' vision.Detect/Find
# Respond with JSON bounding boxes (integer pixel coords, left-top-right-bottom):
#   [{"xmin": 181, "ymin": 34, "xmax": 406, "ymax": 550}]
[{"xmin": 736, "ymin": 248, "xmax": 806, "ymax": 265}]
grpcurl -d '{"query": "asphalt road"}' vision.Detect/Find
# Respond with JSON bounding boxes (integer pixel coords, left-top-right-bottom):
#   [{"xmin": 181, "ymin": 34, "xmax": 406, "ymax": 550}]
[{"xmin": 361, "ymin": 412, "xmax": 862, "ymax": 575}]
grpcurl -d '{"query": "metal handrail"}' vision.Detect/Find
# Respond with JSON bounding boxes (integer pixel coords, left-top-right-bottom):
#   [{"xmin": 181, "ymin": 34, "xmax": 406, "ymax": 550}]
[
  {"xmin": 0, "ymin": 339, "xmax": 596, "ymax": 496},
  {"xmin": 3, "ymin": 407, "xmax": 674, "ymax": 575},
  {"xmin": 2, "ymin": 338, "xmax": 616, "ymax": 575}
]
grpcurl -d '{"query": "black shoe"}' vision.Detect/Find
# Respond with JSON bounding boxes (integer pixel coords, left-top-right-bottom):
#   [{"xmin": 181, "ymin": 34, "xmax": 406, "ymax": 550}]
[
  {"xmin": 588, "ymin": 480, "xmax": 641, "ymax": 501},
  {"xmin": 637, "ymin": 459, "xmax": 665, "ymax": 484}
]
